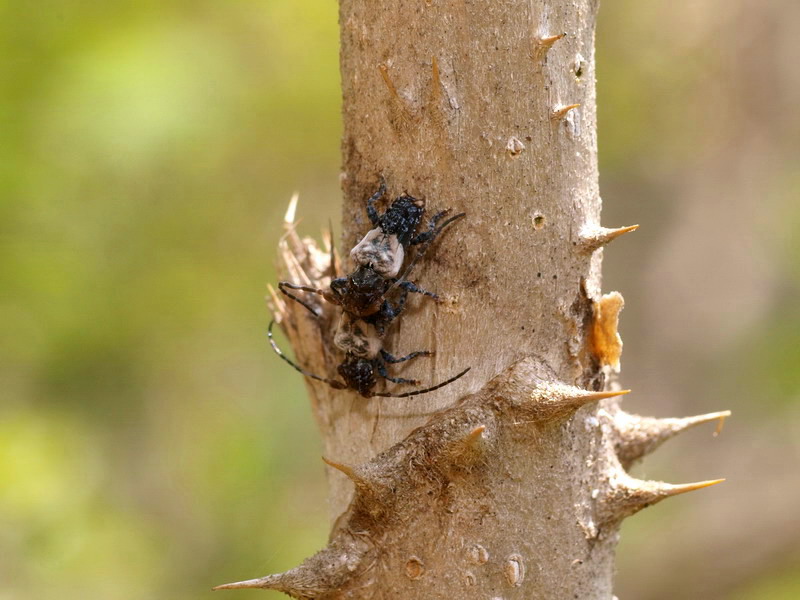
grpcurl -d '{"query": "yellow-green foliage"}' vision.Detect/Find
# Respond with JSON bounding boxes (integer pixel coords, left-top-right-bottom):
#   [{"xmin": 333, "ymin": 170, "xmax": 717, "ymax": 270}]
[{"xmin": 1, "ymin": 2, "xmax": 338, "ymax": 598}]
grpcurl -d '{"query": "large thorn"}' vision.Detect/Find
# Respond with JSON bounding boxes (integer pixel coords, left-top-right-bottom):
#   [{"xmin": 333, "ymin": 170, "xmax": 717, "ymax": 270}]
[
  {"xmin": 213, "ymin": 575, "xmax": 281, "ymax": 591},
  {"xmin": 213, "ymin": 566, "xmax": 321, "ymax": 596},
  {"xmin": 600, "ymin": 474, "xmax": 725, "ymax": 524},
  {"xmin": 578, "ymin": 224, "xmax": 639, "ymax": 254},
  {"xmin": 613, "ymin": 410, "xmax": 732, "ymax": 468},
  {"xmin": 526, "ymin": 383, "xmax": 630, "ymax": 422},
  {"xmin": 214, "ymin": 540, "xmax": 371, "ymax": 597}
]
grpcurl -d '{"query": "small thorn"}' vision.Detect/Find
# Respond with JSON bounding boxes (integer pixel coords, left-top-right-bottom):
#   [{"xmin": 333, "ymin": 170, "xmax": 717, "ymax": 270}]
[
  {"xmin": 431, "ymin": 56, "xmax": 441, "ymax": 93},
  {"xmin": 429, "ymin": 56, "xmax": 447, "ymax": 125},
  {"xmin": 537, "ymin": 32, "xmax": 567, "ymax": 50},
  {"xmin": 441, "ymin": 424, "xmax": 489, "ymax": 468},
  {"xmin": 379, "ymin": 63, "xmax": 400, "ymax": 99},
  {"xmin": 578, "ymin": 224, "xmax": 639, "ymax": 253},
  {"xmin": 322, "ymin": 456, "xmax": 362, "ymax": 484},
  {"xmin": 321, "ymin": 456, "xmax": 382, "ymax": 497},
  {"xmin": 465, "ymin": 425, "xmax": 486, "ymax": 445},
  {"xmin": 284, "ymin": 192, "xmax": 299, "ymax": 225},
  {"xmin": 533, "ymin": 32, "xmax": 567, "ymax": 61},
  {"xmin": 551, "ymin": 103, "xmax": 580, "ymax": 121}
]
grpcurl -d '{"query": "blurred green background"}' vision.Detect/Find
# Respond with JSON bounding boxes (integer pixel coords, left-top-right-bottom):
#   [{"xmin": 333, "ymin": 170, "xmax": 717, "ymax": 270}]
[{"xmin": 1, "ymin": 1, "xmax": 798, "ymax": 599}]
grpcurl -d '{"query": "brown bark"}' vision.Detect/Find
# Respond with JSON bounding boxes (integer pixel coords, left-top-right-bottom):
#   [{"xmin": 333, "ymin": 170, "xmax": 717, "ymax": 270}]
[{"xmin": 215, "ymin": 1, "xmax": 729, "ymax": 598}]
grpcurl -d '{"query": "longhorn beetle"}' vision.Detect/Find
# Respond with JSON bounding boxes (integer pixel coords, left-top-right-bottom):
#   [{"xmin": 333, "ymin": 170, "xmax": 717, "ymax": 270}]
[
  {"xmin": 279, "ymin": 180, "xmax": 465, "ymax": 329},
  {"xmin": 268, "ymin": 320, "xmax": 470, "ymax": 398}
]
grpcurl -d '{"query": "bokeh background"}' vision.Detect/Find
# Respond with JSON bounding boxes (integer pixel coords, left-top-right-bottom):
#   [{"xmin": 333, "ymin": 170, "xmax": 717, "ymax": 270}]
[{"xmin": 2, "ymin": 1, "xmax": 798, "ymax": 598}]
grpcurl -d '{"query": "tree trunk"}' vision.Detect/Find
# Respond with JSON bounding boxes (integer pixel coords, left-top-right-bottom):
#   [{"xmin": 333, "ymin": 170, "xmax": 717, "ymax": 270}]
[{"xmin": 216, "ymin": 0, "xmax": 728, "ymax": 598}]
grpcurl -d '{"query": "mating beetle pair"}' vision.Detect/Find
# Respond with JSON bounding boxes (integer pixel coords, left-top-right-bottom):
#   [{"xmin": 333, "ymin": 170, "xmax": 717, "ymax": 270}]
[{"xmin": 270, "ymin": 180, "xmax": 469, "ymax": 398}]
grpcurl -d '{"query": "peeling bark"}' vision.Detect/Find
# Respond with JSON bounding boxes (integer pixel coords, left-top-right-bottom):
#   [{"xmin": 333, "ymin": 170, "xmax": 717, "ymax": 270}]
[{"xmin": 216, "ymin": 0, "xmax": 729, "ymax": 597}]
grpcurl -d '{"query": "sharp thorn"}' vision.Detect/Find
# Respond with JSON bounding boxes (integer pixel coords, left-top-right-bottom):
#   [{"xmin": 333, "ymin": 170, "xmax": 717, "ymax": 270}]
[
  {"xmin": 465, "ymin": 424, "xmax": 486, "ymax": 445},
  {"xmin": 568, "ymin": 389, "xmax": 631, "ymax": 403},
  {"xmin": 322, "ymin": 456, "xmax": 361, "ymax": 483},
  {"xmin": 551, "ymin": 103, "xmax": 580, "ymax": 120},
  {"xmin": 665, "ymin": 478, "xmax": 726, "ymax": 496},
  {"xmin": 533, "ymin": 32, "xmax": 567, "ymax": 61},
  {"xmin": 613, "ymin": 409, "xmax": 732, "ymax": 467},
  {"xmin": 213, "ymin": 577, "xmax": 273, "ymax": 590},
  {"xmin": 528, "ymin": 383, "xmax": 630, "ymax": 422},
  {"xmin": 441, "ymin": 423, "xmax": 489, "ymax": 467},
  {"xmin": 605, "ymin": 223, "xmax": 639, "ymax": 239},
  {"xmin": 579, "ymin": 224, "xmax": 639, "ymax": 253},
  {"xmin": 538, "ymin": 32, "xmax": 567, "ymax": 49},
  {"xmin": 602, "ymin": 475, "xmax": 726, "ymax": 524},
  {"xmin": 378, "ymin": 63, "xmax": 400, "ymax": 99}
]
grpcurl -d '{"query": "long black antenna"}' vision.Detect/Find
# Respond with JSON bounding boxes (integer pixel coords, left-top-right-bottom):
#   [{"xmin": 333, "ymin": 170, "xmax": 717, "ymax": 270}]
[
  {"xmin": 268, "ymin": 321, "xmax": 346, "ymax": 389},
  {"xmin": 278, "ymin": 282, "xmax": 324, "ymax": 317},
  {"xmin": 374, "ymin": 367, "xmax": 471, "ymax": 398}
]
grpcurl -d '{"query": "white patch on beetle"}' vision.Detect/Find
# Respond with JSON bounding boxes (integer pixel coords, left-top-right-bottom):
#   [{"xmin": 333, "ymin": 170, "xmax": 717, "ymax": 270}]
[
  {"xmin": 334, "ymin": 313, "xmax": 382, "ymax": 359},
  {"xmin": 350, "ymin": 228, "xmax": 404, "ymax": 278}
]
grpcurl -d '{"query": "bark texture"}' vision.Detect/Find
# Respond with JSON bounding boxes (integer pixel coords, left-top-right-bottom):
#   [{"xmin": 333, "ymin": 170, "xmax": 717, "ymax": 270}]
[{"xmin": 215, "ymin": 0, "xmax": 729, "ymax": 598}]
